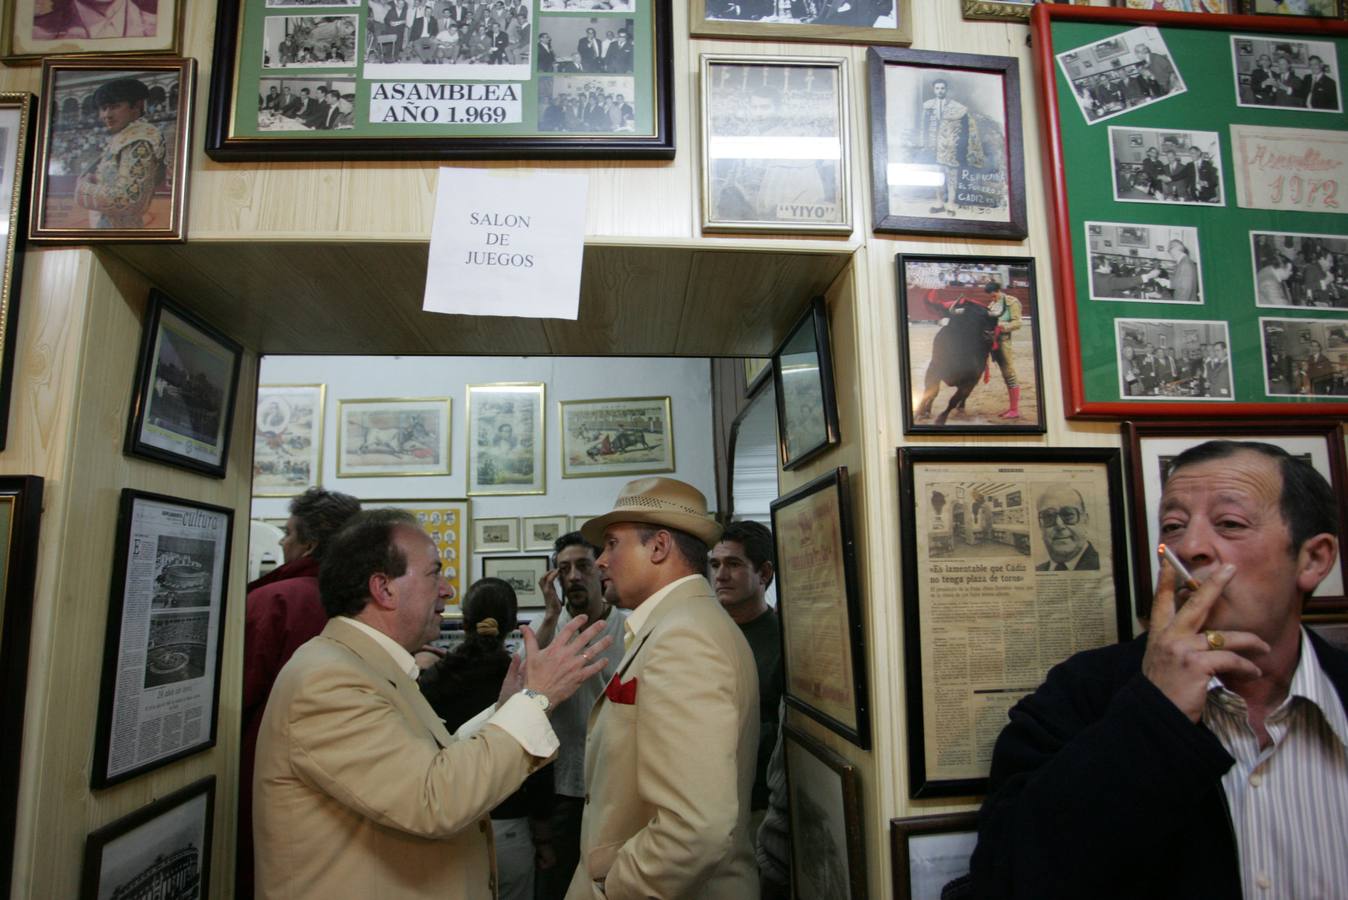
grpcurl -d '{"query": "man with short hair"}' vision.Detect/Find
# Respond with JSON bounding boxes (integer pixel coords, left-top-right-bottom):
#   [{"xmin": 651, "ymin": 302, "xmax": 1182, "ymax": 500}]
[
  {"xmin": 75, "ymin": 76, "xmax": 167, "ymax": 229},
  {"xmin": 1164, "ymin": 239, "xmax": 1198, "ymax": 303},
  {"xmin": 920, "ymin": 77, "xmax": 985, "ymax": 217},
  {"xmin": 254, "ymin": 509, "xmax": 613, "ymax": 900},
  {"xmin": 577, "ymin": 26, "xmax": 602, "ymax": 72},
  {"xmin": 1304, "ymin": 54, "xmax": 1338, "ymax": 110},
  {"xmin": 984, "ymin": 282, "xmax": 1024, "ymax": 419},
  {"xmin": 32, "ymin": 0, "xmax": 157, "ymax": 39},
  {"xmin": 567, "ymin": 478, "xmax": 759, "ymax": 899},
  {"xmin": 1134, "ymin": 43, "xmax": 1177, "ymax": 97},
  {"xmin": 1033, "ymin": 485, "xmax": 1099, "ymax": 571},
  {"xmin": 1257, "ymin": 254, "xmax": 1295, "ymax": 306},
  {"xmin": 971, "ymin": 441, "xmax": 1348, "ymax": 899}
]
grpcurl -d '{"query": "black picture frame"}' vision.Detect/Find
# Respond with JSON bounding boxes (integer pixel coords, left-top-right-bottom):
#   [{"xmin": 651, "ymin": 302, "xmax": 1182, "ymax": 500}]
[
  {"xmin": 783, "ymin": 724, "xmax": 868, "ymax": 900},
  {"xmin": 867, "ymin": 47, "xmax": 1027, "ymax": 239},
  {"xmin": 0, "ymin": 476, "xmax": 44, "ymax": 895},
  {"xmin": 0, "ymin": 94, "xmax": 34, "ymax": 453},
  {"xmin": 898, "ymin": 446, "xmax": 1132, "ymax": 797},
  {"xmin": 125, "ymin": 289, "xmax": 244, "ymax": 479},
  {"xmin": 772, "ymin": 296, "xmax": 840, "ymax": 471},
  {"xmin": 481, "ymin": 553, "xmax": 552, "ymax": 610},
  {"xmin": 895, "ymin": 253, "xmax": 1047, "ymax": 435},
  {"xmin": 92, "ymin": 490, "xmax": 234, "ymax": 788},
  {"xmin": 79, "ymin": 776, "xmax": 215, "ymax": 900},
  {"xmin": 890, "ymin": 812, "xmax": 979, "ymax": 900},
  {"xmin": 770, "ymin": 467, "xmax": 871, "ymax": 749}
]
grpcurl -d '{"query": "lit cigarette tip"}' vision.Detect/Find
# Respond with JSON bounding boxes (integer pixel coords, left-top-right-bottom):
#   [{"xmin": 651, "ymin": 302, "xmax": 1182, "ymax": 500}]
[{"xmin": 1157, "ymin": 543, "xmax": 1200, "ymax": 591}]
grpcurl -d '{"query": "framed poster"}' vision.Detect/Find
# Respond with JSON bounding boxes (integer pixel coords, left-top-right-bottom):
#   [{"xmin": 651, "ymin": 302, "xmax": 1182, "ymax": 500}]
[
  {"xmin": 1118, "ymin": 0, "xmax": 1233, "ymax": 10},
  {"xmin": 254, "ymin": 384, "xmax": 325, "ymax": 497},
  {"xmin": 897, "ymin": 446, "xmax": 1132, "ymax": 797},
  {"xmin": 867, "ymin": 47, "xmax": 1027, "ymax": 239},
  {"xmin": 523, "ymin": 514, "xmax": 568, "ymax": 551},
  {"xmin": 92, "ymin": 490, "xmax": 233, "ymax": 788},
  {"xmin": 1240, "ymin": 0, "xmax": 1346, "ymax": 16},
  {"xmin": 29, "ymin": 57, "xmax": 194, "ymax": 242},
  {"xmin": 125, "ymin": 290, "xmax": 244, "ymax": 478},
  {"xmin": 770, "ymin": 467, "xmax": 870, "ymax": 748},
  {"xmin": 895, "ymin": 254, "xmax": 1046, "ymax": 434},
  {"xmin": 890, "ymin": 813, "xmax": 979, "ymax": 900},
  {"xmin": 700, "ymin": 54, "xmax": 851, "ymax": 236},
  {"xmin": 79, "ymin": 776, "xmax": 214, "ymax": 900},
  {"xmin": 772, "ymin": 297, "xmax": 840, "ymax": 470},
  {"xmin": 205, "ymin": 0, "xmax": 673, "ymax": 160},
  {"xmin": 364, "ymin": 498, "xmax": 468, "ymax": 609},
  {"xmin": 0, "ymin": 94, "xmax": 35, "ymax": 453},
  {"xmin": 3, "ymin": 0, "xmax": 183, "ymax": 62},
  {"xmin": 783, "ymin": 725, "xmax": 867, "ymax": 900},
  {"xmin": 964, "ymin": 0, "xmax": 1089, "ymax": 20},
  {"xmin": 688, "ymin": 0, "xmax": 913, "ymax": 46},
  {"xmin": 482, "ymin": 554, "xmax": 550, "ymax": 610},
  {"xmin": 467, "ymin": 382, "xmax": 545, "ymax": 496},
  {"xmin": 1032, "ymin": 3, "xmax": 1348, "ymax": 418},
  {"xmin": 559, "ymin": 395, "xmax": 673, "ymax": 479},
  {"xmin": 1121, "ymin": 419, "xmax": 1348, "ymax": 616},
  {"xmin": 472, "ymin": 516, "xmax": 520, "ymax": 553},
  {"xmin": 336, "ymin": 396, "xmax": 451, "ymax": 477}
]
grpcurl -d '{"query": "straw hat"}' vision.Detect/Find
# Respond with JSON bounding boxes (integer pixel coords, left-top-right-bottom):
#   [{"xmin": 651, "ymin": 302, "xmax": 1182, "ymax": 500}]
[{"xmin": 580, "ymin": 477, "xmax": 722, "ymax": 548}]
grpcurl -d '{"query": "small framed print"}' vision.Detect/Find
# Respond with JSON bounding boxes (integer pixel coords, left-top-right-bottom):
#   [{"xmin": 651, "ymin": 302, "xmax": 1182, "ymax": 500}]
[
  {"xmin": 571, "ymin": 514, "xmax": 601, "ymax": 533},
  {"xmin": 473, "ymin": 516, "xmax": 520, "ymax": 554},
  {"xmin": 963, "ymin": 0, "xmax": 1088, "ymax": 21},
  {"xmin": 30, "ymin": 57, "xmax": 195, "ymax": 242},
  {"xmin": 559, "ymin": 396, "xmax": 674, "ymax": 479},
  {"xmin": 772, "ymin": 297, "xmax": 840, "ymax": 471},
  {"xmin": 1240, "ymin": 0, "xmax": 1346, "ymax": 16},
  {"xmin": 689, "ymin": 0, "xmax": 913, "ymax": 46},
  {"xmin": 700, "ymin": 55, "xmax": 851, "ymax": 236},
  {"xmin": 79, "ymin": 776, "xmax": 214, "ymax": 900},
  {"xmin": 4, "ymin": 0, "xmax": 184, "ymax": 62},
  {"xmin": 365, "ymin": 499, "xmax": 468, "ymax": 611},
  {"xmin": 890, "ymin": 813, "xmax": 979, "ymax": 900},
  {"xmin": 254, "ymin": 384, "xmax": 325, "ymax": 497},
  {"xmin": 783, "ymin": 725, "xmax": 867, "ymax": 900},
  {"xmin": 868, "ymin": 48, "xmax": 1027, "ymax": 240},
  {"xmin": 482, "ymin": 554, "xmax": 551, "ymax": 610},
  {"xmin": 1116, "ymin": 0, "xmax": 1232, "ymax": 9},
  {"xmin": 0, "ymin": 94, "xmax": 35, "ymax": 452},
  {"xmin": 125, "ymin": 289, "xmax": 244, "ymax": 478},
  {"xmin": 523, "ymin": 515, "xmax": 568, "ymax": 552},
  {"xmin": 336, "ymin": 397, "xmax": 451, "ymax": 478},
  {"xmin": 467, "ymin": 383, "xmax": 545, "ymax": 496}
]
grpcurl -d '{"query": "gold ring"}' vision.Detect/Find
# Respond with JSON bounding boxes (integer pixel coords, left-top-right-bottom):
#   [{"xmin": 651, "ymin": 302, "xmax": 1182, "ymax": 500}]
[
  {"xmin": 582, "ymin": 653, "xmax": 591, "ymax": 662},
  {"xmin": 1204, "ymin": 630, "xmax": 1225, "ymax": 651}
]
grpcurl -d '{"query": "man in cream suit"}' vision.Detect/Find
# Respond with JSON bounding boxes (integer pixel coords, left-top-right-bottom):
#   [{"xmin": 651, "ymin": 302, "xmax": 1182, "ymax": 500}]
[
  {"xmin": 567, "ymin": 478, "xmax": 759, "ymax": 899},
  {"xmin": 254, "ymin": 508, "xmax": 613, "ymax": 900}
]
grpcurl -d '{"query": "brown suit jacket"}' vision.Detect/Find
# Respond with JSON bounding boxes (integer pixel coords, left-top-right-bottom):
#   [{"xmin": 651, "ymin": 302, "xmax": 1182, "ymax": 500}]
[
  {"xmin": 566, "ymin": 577, "xmax": 760, "ymax": 900},
  {"xmin": 253, "ymin": 617, "xmax": 550, "ymax": 900}
]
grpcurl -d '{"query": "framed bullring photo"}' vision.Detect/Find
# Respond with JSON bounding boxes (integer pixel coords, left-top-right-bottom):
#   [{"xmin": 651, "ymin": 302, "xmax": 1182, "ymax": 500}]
[{"xmin": 79, "ymin": 777, "xmax": 214, "ymax": 900}]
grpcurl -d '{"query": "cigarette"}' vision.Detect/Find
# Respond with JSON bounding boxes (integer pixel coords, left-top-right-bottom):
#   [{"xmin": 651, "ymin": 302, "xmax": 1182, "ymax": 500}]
[{"xmin": 1157, "ymin": 543, "xmax": 1199, "ymax": 592}]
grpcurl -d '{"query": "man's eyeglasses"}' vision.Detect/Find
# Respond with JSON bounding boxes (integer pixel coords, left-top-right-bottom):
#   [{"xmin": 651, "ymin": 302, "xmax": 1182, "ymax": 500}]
[{"xmin": 1038, "ymin": 508, "xmax": 1083, "ymax": 528}]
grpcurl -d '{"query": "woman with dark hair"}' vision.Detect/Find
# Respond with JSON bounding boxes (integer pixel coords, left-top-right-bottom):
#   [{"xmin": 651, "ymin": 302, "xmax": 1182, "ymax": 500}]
[{"xmin": 419, "ymin": 578, "xmax": 554, "ymax": 900}]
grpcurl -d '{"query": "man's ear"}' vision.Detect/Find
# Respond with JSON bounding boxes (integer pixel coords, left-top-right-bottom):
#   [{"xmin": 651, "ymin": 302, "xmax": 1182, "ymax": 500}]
[
  {"xmin": 1296, "ymin": 533, "xmax": 1338, "ymax": 597},
  {"xmin": 646, "ymin": 530, "xmax": 674, "ymax": 565},
  {"xmin": 367, "ymin": 571, "xmax": 398, "ymax": 611},
  {"xmin": 758, "ymin": 561, "xmax": 775, "ymax": 592}
]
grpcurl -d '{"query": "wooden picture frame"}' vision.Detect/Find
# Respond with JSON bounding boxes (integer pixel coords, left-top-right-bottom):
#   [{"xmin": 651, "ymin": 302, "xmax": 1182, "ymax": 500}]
[
  {"xmin": 689, "ymin": 0, "xmax": 912, "ymax": 45},
  {"xmin": 1116, "ymin": 0, "xmax": 1235, "ymax": 11},
  {"xmin": 867, "ymin": 47, "xmax": 1027, "ymax": 239},
  {"xmin": 1239, "ymin": 0, "xmax": 1347, "ymax": 17},
  {"xmin": 0, "ymin": 94, "xmax": 35, "ymax": 453},
  {"xmin": 964, "ymin": 0, "xmax": 1090, "ymax": 21},
  {"xmin": 3, "ymin": 0, "xmax": 185, "ymax": 63},
  {"xmin": 336, "ymin": 396, "xmax": 451, "ymax": 478},
  {"xmin": 558, "ymin": 396, "xmax": 674, "ymax": 479},
  {"xmin": 890, "ymin": 813, "xmax": 979, "ymax": 900},
  {"xmin": 124, "ymin": 289, "xmax": 243, "ymax": 478},
  {"xmin": 253, "ymin": 384, "xmax": 325, "ymax": 498},
  {"xmin": 364, "ymin": 498, "xmax": 468, "ymax": 611},
  {"xmin": 481, "ymin": 554, "xmax": 551, "ymax": 610},
  {"xmin": 898, "ymin": 446, "xmax": 1132, "ymax": 797},
  {"xmin": 770, "ymin": 467, "xmax": 870, "ymax": 749},
  {"xmin": 473, "ymin": 516, "xmax": 520, "ymax": 554},
  {"xmin": 466, "ymin": 382, "xmax": 545, "ymax": 496},
  {"xmin": 92, "ymin": 490, "xmax": 233, "ymax": 788},
  {"xmin": 1032, "ymin": 3, "xmax": 1348, "ymax": 418},
  {"xmin": 29, "ymin": 56, "xmax": 195, "ymax": 242},
  {"xmin": 895, "ymin": 253, "xmax": 1046, "ymax": 434},
  {"xmin": 772, "ymin": 297, "xmax": 840, "ymax": 471},
  {"xmin": 79, "ymin": 776, "xmax": 214, "ymax": 900},
  {"xmin": 783, "ymin": 724, "xmax": 868, "ymax": 900},
  {"xmin": 522, "ymin": 515, "xmax": 568, "ymax": 552},
  {"xmin": 1121, "ymin": 419, "xmax": 1348, "ymax": 616},
  {"xmin": 205, "ymin": 0, "xmax": 674, "ymax": 161}
]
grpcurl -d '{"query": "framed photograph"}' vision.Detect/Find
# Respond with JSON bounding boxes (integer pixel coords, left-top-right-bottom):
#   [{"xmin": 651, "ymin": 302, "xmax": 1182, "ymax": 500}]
[
  {"xmin": 79, "ymin": 776, "xmax": 214, "ymax": 900},
  {"xmin": 92, "ymin": 490, "xmax": 234, "ymax": 788},
  {"xmin": 1031, "ymin": 4, "xmax": 1348, "ymax": 418},
  {"xmin": 898, "ymin": 446, "xmax": 1131, "ymax": 796},
  {"xmin": 467, "ymin": 383, "xmax": 545, "ymax": 496},
  {"xmin": 1310, "ymin": 616, "xmax": 1348, "ymax": 649},
  {"xmin": 254, "ymin": 384, "xmax": 325, "ymax": 497},
  {"xmin": 336, "ymin": 396, "xmax": 451, "ymax": 477},
  {"xmin": 559, "ymin": 395, "xmax": 673, "ymax": 479},
  {"xmin": 124, "ymin": 289, "xmax": 244, "ymax": 478},
  {"xmin": 783, "ymin": 725, "xmax": 867, "ymax": 900},
  {"xmin": 29, "ymin": 57, "xmax": 194, "ymax": 241},
  {"xmin": 891, "ymin": 813, "xmax": 979, "ymax": 900},
  {"xmin": 1115, "ymin": 0, "xmax": 1233, "ymax": 9},
  {"xmin": 1122, "ymin": 419, "xmax": 1348, "ymax": 616},
  {"xmin": 205, "ymin": 0, "xmax": 673, "ymax": 160},
  {"xmin": 482, "ymin": 554, "xmax": 551, "ymax": 610},
  {"xmin": 700, "ymin": 55, "xmax": 851, "ymax": 236},
  {"xmin": 1232, "ymin": 35, "xmax": 1341, "ymax": 111},
  {"xmin": 571, "ymin": 514, "xmax": 601, "ymax": 532},
  {"xmin": 0, "ymin": 477, "xmax": 43, "ymax": 891},
  {"xmin": 1056, "ymin": 26, "xmax": 1188, "ymax": 125},
  {"xmin": 895, "ymin": 254, "xmax": 1046, "ymax": 434},
  {"xmin": 473, "ymin": 516, "xmax": 520, "ymax": 554},
  {"xmin": 523, "ymin": 515, "xmax": 568, "ymax": 551},
  {"xmin": 772, "ymin": 297, "xmax": 840, "ymax": 470},
  {"xmin": 364, "ymin": 498, "xmax": 468, "ymax": 610},
  {"xmin": 3, "ymin": 0, "xmax": 184, "ymax": 62},
  {"xmin": 0, "ymin": 94, "xmax": 35, "ymax": 453},
  {"xmin": 963, "ymin": 1, "xmax": 1089, "ymax": 22},
  {"xmin": 1240, "ymin": 0, "xmax": 1346, "ymax": 16},
  {"xmin": 770, "ymin": 467, "xmax": 869, "ymax": 748},
  {"xmin": 689, "ymin": 0, "xmax": 912, "ymax": 45},
  {"xmin": 868, "ymin": 47, "xmax": 1027, "ymax": 240}
]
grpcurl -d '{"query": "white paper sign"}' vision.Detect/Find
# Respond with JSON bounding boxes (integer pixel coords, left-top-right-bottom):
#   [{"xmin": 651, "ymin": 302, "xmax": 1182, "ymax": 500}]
[
  {"xmin": 424, "ymin": 168, "xmax": 588, "ymax": 319},
  {"xmin": 1230, "ymin": 124, "xmax": 1347, "ymax": 215}
]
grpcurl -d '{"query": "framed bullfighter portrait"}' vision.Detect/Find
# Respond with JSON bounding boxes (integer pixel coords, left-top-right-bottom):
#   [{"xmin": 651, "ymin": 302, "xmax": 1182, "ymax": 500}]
[{"xmin": 896, "ymin": 254, "xmax": 1046, "ymax": 435}]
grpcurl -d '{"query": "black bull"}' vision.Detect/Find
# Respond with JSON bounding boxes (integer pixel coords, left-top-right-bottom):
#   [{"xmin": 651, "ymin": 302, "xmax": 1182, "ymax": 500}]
[{"xmin": 915, "ymin": 298, "xmax": 998, "ymax": 426}]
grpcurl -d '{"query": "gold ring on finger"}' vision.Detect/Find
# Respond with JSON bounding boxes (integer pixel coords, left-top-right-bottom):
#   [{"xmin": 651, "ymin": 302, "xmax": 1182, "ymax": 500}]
[{"xmin": 1204, "ymin": 630, "xmax": 1225, "ymax": 651}]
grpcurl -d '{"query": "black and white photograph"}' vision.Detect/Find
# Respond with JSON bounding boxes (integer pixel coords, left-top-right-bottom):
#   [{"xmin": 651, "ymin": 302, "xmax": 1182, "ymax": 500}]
[
  {"xmin": 481, "ymin": 555, "xmax": 550, "ymax": 608},
  {"xmin": 701, "ymin": 56, "xmax": 850, "ymax": 235},
  {"xmin": 262, "ymin": 15, "xmax": 356, "ymax": 68},
  {"xmin": 472, "ymin": 516, "xmax": 519, "ymax": 552},
  {"xmin": 784, "ymin": 726, "xmax": 867, "ymax": 900},
  {"xmin": 1251, "ymin": 231, "xmax": 1346, "ymax": 309},
  {"xmin": 1109, "ymin": 127, "xmax": 1224, "ymax": 206},
  {"xmin": 144, "ymin": 610, "xmax": 209, "ymax": 688},
  {"xmin": 1086, "ymin": 222, "xmax": 1204, "ymax": 304},
  {"xmin": 537, "ymin": 16, "xmax": 634, "ymax": 74},
  {"xmin": 1247, "ymin": 0, "xmax": 1343, "ymax": 17},
  {"xmin": 151, "ymin": 536, "xmax": 217, "ymax": 610},
  {"xmin": 365, "ymin": 0, "xmax": 534, "ymax": 77},
  {"xmin": 1056, "ymin": 26, "xmax": 1186, "ymax": 124},
  {"xmin": 1260, "ymin": 317, "xmax": 1348, "ymax": 396},
  {"xmin": 1231, "ymin": 35, "xmax": 1341, "ymax": 112},
  {"xmin": 269, "ymin": 0, "xmax": 358, "ymax": 5},
  {"xmin": 537, "ymin": 75, "xmax": 636, "ymax": 132},
  {"xmin": 257, "ymin": 79, "xmax": 355, "ymax": 131},
  {"xmin": 1115, "ymin": 318, "xmax": 1233, "ymax": 400},
  {"xmin": 541, "ymin": 0, "xmax": 634, "ymax": 9},
  {"xmin": 703, "ymin": 0, "xmax": 897, "ymax": 26},
  {"xmin": 891, "ymin": 814, "xmax": 978, "ymax": 900},
  {"xmin": 79, "ymin": 778, "xmax": 214, "ymax": 900},
  {"xmin": 921, "ymin": 482, "xmax": 1032, "ymax": 560}
]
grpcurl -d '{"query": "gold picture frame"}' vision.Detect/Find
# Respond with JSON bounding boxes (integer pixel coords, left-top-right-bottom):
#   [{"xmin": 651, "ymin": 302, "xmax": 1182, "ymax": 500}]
[
  {"xmin": 559, "ymin": 395, "xmax": 674, "ymax": 479},
  {"xmin": 253, "ymin": 384, "xmax": 325, "ymax": 498},
  {"xmin": 472, "ymin": 516, "xmax": 520, "ymax": 554},
  {"xmin": 336, "ymin": 396, "xmax": 451, "ymax": 479},
  {"xmin": 522, "ymin": 515, "xmax": 569, "ymax": 552},
  {"xmin": 0, "ymin": 94, "xmax": 34, "ymax": 452},
  {"xmin": 466, "ymin": 383, "xmax": 546, "ymax": 496},
  {"xmin": 689, "ymin": 0, "xmax": 913, "ymax": 46},
  {"xmin": 962, "ymin": 0, "xmax": 1089, "ymax": 22},
  {"xmin": 3, "ymin": 0, "xmax": 185, "ymax": 63}
]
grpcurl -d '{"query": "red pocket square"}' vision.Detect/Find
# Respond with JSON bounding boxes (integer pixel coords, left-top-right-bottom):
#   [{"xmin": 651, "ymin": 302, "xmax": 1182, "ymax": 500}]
[{"xmin": 605, "ymin": 673, "xmax": 638, "ymax": 705}]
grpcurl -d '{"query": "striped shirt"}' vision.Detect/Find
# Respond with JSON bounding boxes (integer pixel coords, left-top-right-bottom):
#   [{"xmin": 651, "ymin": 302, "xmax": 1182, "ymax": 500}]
[{"xmin": 1202, "ymin": 629, "xmax": 1348, "ymax": 899}]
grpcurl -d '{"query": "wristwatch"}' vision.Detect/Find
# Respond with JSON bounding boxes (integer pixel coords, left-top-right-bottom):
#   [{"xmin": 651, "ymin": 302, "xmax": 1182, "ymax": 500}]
[{"xmin": 522, "ymin": 689, "xmax": 551, "ymax": 713}]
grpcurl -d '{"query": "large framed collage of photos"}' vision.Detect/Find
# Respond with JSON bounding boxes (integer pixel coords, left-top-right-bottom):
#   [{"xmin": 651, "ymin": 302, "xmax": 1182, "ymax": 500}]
[{"xmin": 1034, "ymin": 4, "xmax": 1348, "ymax": 417}]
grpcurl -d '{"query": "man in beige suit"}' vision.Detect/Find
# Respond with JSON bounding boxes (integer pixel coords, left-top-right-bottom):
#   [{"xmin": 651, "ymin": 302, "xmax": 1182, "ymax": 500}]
[
  {"xmin": 566, "ymin": 478, "xmax": 760, "ymax": 899},
  {"xmin": 254, "ymin": 508, "xmax": 613, "ymax": 900}
]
